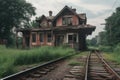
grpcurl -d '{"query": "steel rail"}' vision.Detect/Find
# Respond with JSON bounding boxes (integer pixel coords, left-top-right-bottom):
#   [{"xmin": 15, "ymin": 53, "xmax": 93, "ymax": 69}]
[
  {"xmin": 96, "ymin": 51, "xmax": 120, "ymax": 80},
  {"xmin": 84, "ymin": 51, "xmax": 91, "ymax": 80},
  {"xmin": 1, "ymin": 54, "xmax": 74, "ymax": 80}
]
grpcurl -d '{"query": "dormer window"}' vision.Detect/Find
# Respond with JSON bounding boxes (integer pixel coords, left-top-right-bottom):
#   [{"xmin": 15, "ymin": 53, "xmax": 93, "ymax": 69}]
[{"xmin": 62, "ymin": 17, "xmax": 72, "ymax": 26}]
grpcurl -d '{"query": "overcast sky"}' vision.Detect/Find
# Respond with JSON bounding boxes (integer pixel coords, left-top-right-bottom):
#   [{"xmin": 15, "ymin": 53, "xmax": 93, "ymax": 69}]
[{"xmin": 26, "ymin": 0, "xmax": 120, "ymax": 39}]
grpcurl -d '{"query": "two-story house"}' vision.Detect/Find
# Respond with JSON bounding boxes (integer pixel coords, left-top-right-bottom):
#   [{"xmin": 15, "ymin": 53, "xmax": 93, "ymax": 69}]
[{"xmin": 16, "ymin": 6, "xmax": 96, "ymax": 50}]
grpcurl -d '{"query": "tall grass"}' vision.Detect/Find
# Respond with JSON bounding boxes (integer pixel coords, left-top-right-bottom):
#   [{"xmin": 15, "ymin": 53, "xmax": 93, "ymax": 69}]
[
  {"xmin": 103, "ymin": 44, "xmax": 120, "ymax": 64},
  {"xmin": 0, "ymin": 45, "xmax": 74, "ymax": 78}
]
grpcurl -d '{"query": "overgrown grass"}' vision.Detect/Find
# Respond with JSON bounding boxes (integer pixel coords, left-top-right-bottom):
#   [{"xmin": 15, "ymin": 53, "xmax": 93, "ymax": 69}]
[
  {"xmin": 69, "ymin": 61, "xmax": 83, "ymax": 66},
  {"xmin": 103, "ymin": 52, "xmax": 120, "ymax": 64},
  {"xmin": 102, "ymin": 44, "xmax": 120, "ymax": 64},
  {"xmin": 0, "ymin": 45, "xmax": 74, "ymax": 78}
]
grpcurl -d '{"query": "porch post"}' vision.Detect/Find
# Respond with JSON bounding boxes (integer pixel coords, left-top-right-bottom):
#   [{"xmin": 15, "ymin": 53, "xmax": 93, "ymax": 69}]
[
  {"xmin": 16, "ymin": 31, "xmax": 18, "ymax": 48},
  {"xmin": 29, "ymin": 32, "xmax": 32, "ymax": 48},
  {"xmin": 22, "ymin": 33, "xmax": 25, "ymax": 48}
]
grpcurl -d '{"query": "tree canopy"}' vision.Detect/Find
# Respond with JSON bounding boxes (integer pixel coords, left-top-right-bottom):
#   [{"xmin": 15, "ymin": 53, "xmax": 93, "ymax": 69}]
[
  {"xmin": 0, "ymin": 0, "xmax": 36, "ymax": 46},
  {"xmin": 105, "ymin": 7, "xmax": 120, "ymax": 46}
]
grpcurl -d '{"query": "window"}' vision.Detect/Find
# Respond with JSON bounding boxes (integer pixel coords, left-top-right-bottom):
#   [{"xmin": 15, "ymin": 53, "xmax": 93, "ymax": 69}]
[
  {"xmin": 62, "ymin": 17, "xmax": 72, "ymax": 25},
  {"xmin": 68, "ymin": 35, "xmax": 73, "ymax": 43},
  {"xmin": 32, "ymin": 33, "xmax": 36, "ymax": 43},
  {"xmin": 47, "ymin": 33, "xmax": 52, "ymax": 42},
  {"xmin": 68, "ymin": 34, "xmax": 77, "ymax": 43},
  {"xmin": 39, "ymin": 33, "xmax": 44, "ymax": 42}
]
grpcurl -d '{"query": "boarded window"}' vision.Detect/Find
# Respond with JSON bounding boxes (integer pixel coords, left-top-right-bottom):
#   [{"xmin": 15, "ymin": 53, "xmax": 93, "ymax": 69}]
[
  {"xmin": 39, "ymin": 33, "xmax": 44, "ymax": 42},
  {"xmin": 62, "ymin": 17, "xmax": 72, "ymax": 25},
  {"xmin": 47, "ymin": 33, "xmax": 52, "ymax": 42},
  {"xmin": 32, "ymin": 33, "xmax": 36, "ymax": 43}
]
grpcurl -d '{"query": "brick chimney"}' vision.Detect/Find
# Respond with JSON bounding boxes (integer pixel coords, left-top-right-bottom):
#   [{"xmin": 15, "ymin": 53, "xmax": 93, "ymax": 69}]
[{"xmin": 49, "ymin": 11, "xmax": 52, "ymax": 16}]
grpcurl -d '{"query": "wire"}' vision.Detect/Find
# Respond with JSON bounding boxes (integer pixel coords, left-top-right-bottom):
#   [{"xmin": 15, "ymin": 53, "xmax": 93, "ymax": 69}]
[{"xmin": 107, "ymin": 0, "xmax": 119, "ymax": 17}]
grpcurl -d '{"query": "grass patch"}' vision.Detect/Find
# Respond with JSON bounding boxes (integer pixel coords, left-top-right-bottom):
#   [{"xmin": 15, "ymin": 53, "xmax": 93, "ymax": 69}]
[
  {"xmin": 69, "ymin": 61, "xmax": 83, "ymax": 66},
  {"xmin": 103, "ymin": 52, "xmax": 120, "ymax": 64},
  {"xmin": 68, "ymin": 51, "xmax": 88, "ymax": 66},
  {"xmin": 0, "ymin": 45, "xmax": 74, "ymax": 78}
]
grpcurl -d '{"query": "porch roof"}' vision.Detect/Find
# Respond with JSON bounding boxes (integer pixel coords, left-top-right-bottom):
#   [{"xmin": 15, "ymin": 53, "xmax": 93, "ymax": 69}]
[{"xmin": 16, "ymin": 25, "xmax": 95, "ymax": 35}]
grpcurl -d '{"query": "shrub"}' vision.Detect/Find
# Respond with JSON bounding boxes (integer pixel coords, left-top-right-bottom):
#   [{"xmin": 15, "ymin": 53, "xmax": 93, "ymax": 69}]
[
  {"xmin": 98, "ymin": 45, "xmax": 113, "ymax": 52},
  {"xmin": 113, "ymin": 43, "xmax": 120, "ymax": 52}
]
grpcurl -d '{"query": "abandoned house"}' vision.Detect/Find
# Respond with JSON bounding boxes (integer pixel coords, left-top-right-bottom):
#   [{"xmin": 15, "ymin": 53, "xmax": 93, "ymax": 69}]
[{"xmin": 16, "ymin": 6, "xmax": 96, "ymax": 50}]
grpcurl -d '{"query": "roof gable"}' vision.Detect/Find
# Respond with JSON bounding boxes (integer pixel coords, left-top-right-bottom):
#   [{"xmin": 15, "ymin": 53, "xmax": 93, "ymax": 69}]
[
  {"xmin": 52, "ymin": 6, "xmax": 80, "ymax": 22},
  {"xmin": 39, "ymin": 15, "xmax": 48, "ymax": 23}
]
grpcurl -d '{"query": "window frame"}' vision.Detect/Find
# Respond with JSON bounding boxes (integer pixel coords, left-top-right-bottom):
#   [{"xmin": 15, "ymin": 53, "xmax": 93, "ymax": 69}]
[
  {"xmin": 62, "ymin": 16, "xmax": 72, "ymax": 25},
  {"xmin": 39, "ymin": 33, "xmax": 44, "ymax": 43},
  {"xmin": 68, "ymin": 34, "xmax": 77, "ymax": 43},
  {"xmin": 32, "ymin": 33, "xmax": 36, "ymax": 43},
  {"xmin": 47, "ymin": 33, "xmax": 52, "ymax": 42}
]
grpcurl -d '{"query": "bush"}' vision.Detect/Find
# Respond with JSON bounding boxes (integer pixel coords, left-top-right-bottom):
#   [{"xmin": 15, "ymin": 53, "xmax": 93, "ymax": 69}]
[
  {"xmin": 113, "ymin": 43, "xmax": 120, "ymax": 52},
  {"xmin": 98, "ymin": 45, "xmax": 113, "ymax": 52}
]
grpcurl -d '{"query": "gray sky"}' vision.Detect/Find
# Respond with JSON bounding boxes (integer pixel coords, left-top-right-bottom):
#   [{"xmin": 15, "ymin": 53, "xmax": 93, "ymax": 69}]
[{"xmin": 26, "ymin": 0, "xmax": 120, "ymax": 39}]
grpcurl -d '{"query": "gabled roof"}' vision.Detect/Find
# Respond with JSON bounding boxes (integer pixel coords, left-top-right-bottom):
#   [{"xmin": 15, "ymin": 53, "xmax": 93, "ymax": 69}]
[
  {"xmin": 36, "ymin": 15, "xmax": 54, "ymax": 23},
  {"xmin": 52, "ymin": 5, "xmax": 86, "ymax": 22},
  {"xmin": 38, "ymin": 15, "xmax": 47, "ymax": 23}
]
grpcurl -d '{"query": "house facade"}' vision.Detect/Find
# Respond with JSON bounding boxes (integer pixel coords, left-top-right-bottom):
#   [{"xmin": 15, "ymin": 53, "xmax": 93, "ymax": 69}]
[{"xmin": 16, "ymin": 6, "xmax": 96, "ymax": 50}]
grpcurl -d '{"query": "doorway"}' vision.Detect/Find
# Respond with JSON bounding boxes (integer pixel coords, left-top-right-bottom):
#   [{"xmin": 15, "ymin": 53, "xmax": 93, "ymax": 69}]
[{"xmin": 55, "ymin": 35, "xmax": 64, "ymax": 46}]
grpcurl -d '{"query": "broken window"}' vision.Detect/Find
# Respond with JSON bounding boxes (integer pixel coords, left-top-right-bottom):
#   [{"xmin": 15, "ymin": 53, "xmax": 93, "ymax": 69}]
[
  {"xmin": 62, "ymin": 17, "xmax": 72, "ymax": 25},
  {"xmin": 39, "ymin": 33, "xmax": 44, "ymax": 42},
  {"xmin": 47, "ymin": 33, "xmax": 52, "ymax": 42},
  {"xmin": 32, "ymin": 33, "xmax": 36, "ymax": 43}
]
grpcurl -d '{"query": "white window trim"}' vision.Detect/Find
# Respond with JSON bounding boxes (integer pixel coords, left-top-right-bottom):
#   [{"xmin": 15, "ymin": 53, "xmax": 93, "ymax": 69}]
[{"xmin": 66, "ymin": 33, "xmax": 78, "ymax": 43}]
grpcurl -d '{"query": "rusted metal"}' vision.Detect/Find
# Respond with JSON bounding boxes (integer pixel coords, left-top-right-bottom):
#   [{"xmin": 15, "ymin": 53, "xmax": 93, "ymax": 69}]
[
  {"xmin": 84, "ymin": 52, "xmax": 91, "ymax": 80},
  {"xmin": 96, "ymin": 51, "xmax": 120, "ymax": 80},
  {"xmin": 84, "ymin": 50, "xmax": 120, "ymax": 80}
]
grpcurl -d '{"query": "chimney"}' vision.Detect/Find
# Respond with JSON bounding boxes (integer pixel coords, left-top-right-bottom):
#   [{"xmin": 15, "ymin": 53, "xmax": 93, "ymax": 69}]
[
  {"xmin": 49, "ymin": 11, "xmax": 52, "ymax": 16},
  {"xmin": 72, "ymin": 8, "xmax": 76, "ymax": 12}
]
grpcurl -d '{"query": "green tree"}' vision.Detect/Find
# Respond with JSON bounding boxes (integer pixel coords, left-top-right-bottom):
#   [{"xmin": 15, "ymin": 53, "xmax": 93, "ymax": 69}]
[
  {"xmin": 29, "ymin": 17, "xmax": 40, "ymax": 28},
  {"xmin": 105, "ymin": 7, "xmax": 120, "ymax": 46},
  {"xmin": 87, "ymin": 36, "xmax": 98, "ymax": 46},
  {"xmin": 0, "ymin": 0, "xmax": 36, "ymax": 46},
  {"xmin": 98, "ymin": 31, "xmax": 107, "ymax": 45}
]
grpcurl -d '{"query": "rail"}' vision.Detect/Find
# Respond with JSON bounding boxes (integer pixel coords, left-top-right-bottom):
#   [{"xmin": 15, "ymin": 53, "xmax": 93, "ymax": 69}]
[{"xmin": 1, "ymin": 54, "xmax": 73, "ymax": 80}]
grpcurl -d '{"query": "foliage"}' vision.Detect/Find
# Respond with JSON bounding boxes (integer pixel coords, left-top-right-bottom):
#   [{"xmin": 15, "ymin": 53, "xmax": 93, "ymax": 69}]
[
  {"xmin": 105, "ymin": 7, "xmax": 120, "ymax": 46},
  {"xmin": 69, "ymin": 61, "xmax": 83, "ymax": 66},
  {"xmin": 0, "ymin": 45, "xmax": 74, "ymax": 78},
  {"xmin": 98, "ymin": 45, "xmax": 113, "ymax": 52},
  {"xmin": 97, "ymin": 31, "xmax": 107, "ymax": 45},
  {"xmin": 30, "ymin": 17, "xmax": 40, "ymax": 28},
  {"xmin": 87, "ymin": 36, "xmax": 98, "ymax": 46},
  {"xmin": 0, "ymin": 0, "xmax": 36, "ymax": 46},
  {"xmin": 113, "ymin": 43, "xmax": 120, "ymax": 52},
  {"xmin": 100, "ymin": 43, "xmax": 120, "ymax": 64}
]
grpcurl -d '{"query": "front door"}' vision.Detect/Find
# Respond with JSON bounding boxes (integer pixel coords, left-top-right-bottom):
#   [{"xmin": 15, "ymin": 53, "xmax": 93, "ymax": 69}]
[
  {"xmin": 55, "ymin": 35, "xmax": 64, "ymax": 46},
  {"xmin": 25, "ymin": 36, "xmax": 30, "ymax": 48}
]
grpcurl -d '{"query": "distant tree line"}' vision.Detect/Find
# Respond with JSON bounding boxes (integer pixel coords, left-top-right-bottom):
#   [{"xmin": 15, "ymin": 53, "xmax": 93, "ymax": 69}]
[{"xmin": 88, "ymin": 7, "xmax": 120, "ymax": 51}]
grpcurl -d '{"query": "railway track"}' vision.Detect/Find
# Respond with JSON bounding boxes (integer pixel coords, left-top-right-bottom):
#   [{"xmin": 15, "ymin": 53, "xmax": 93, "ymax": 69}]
[
  {"xmin": 1, "ymin": 54, "xmax": 73, "ymax": 80},
  {"xmin": 85, "ymin": 50, "xmax": 120, "ymax": 80},
  {"xmin": 1, "ymin": 50, "xmax": 120, "ymax": 80}
]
